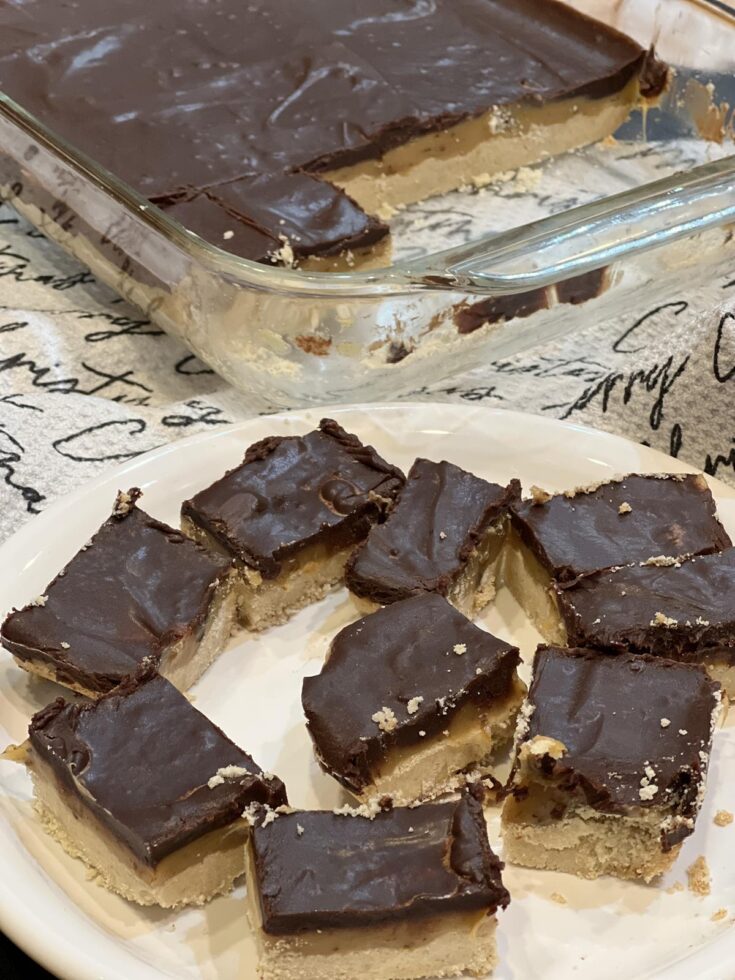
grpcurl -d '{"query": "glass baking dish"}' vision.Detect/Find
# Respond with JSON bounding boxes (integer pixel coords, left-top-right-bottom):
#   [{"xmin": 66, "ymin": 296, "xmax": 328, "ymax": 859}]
[{"xmin": 1, "ymin": 0, "xmax": 734, "ymax": 408}]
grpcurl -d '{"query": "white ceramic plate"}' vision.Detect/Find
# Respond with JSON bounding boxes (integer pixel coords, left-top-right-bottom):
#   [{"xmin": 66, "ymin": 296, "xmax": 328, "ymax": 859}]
[{"xmin": 1, "ymin": 404, "xmax": 735, "ymax": 980}]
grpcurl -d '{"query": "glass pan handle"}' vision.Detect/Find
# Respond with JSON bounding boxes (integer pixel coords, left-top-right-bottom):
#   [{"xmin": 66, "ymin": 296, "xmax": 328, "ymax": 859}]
[{"xmin": 401, "ymin": 155, "xmax": 735, "ymax": 294}]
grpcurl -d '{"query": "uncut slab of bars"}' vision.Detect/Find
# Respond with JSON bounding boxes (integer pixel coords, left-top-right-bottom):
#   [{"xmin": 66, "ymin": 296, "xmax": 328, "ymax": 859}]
[
  {"xmin": 504, "ymin": 473, "xmax": 731, "ymax": 642},
  {"xmin": 181, "ymin": 419, "xmax": 404, "ymax": 630},
  {"xmin": 302, "ymin": 593, "xmax": 523, "ymax": 804},
  {"xmin": 502, "ymin": 647, "xmax": 721, "ymax": 882},
  {"xmin": 555, "ymin": 547, "xmax": 735, "ymax": 696},
  {"xmin": 24, "ymin": 670, "xmax": 287, "ymax": 908},
  {"xmin": 244, "ymin": 794, "xmax": 509, "ymax": 980},
  {"xmin": 0, "ymin": 0, "xmax": 666, "ymax": 267},
  {"xmin": 346, "ymin": 458, "xmax": 520, "ymax": 618},
  {"xmin": 0, "ymin": 488, "xmax": 236, "ymax": 697}
]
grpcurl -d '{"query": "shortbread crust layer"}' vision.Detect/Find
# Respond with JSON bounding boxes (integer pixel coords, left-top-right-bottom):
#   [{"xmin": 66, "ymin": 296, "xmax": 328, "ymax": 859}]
[
  {"xmin": 26, "ymin": 670, "xmax": 287, "ymax": 906},
  {"xmin": 29, "ymin": 756, "xmax": 249, "ymax": 908},
  {"xmin": 502, "ymin": 524, "xmax": 566, "ymax": 644},
  {"xmin": 183, "ymin": 517, "xmax": 355, "ymax": 630},
  {"xmin": 326, "ymin": 82, "xmax": 642, "ymax": 216},
  {"xmin": 502, "ymin": 789, "xmax": 680, "ymax": 883},
  {"xmin": 245, "ymin": 795, "xmax": 507, "ymax": 979},
  {"xmin": 502, "ymin": 647, "xmax": 721, "ymax": 882}
]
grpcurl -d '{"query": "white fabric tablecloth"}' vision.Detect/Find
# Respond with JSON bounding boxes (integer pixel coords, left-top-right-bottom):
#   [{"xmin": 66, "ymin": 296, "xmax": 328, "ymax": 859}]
[{"xmin": 1, "ymin": 199, "xmax": 734, "ymax": 544}]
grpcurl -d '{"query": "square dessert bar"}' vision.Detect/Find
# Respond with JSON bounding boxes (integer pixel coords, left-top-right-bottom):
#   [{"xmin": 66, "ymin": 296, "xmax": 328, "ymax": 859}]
[
  {"xmin": 245, "ymin": 794, "xmax": 509, "ymax": 980},
  {"xmin": 555, "ymin": 548, "xmax": 735, "ymax": 696},
  {"xmin": 302, "ymin": 593, "xmax": 523, "ymax": 804},
  {"xmin": 345, "ymin": 458, "xmax": 520, "ymax": 617},
  {"xmin": 504, "ymin": 473, "xmax": 730, "ymax": 642},
  {"xmin": 502, "ymin": 647, "xmax": 722, "ymax": 882},
  {"xmin": 162, "ymin": 172, "xmax": 390, "ymax": 270},
  {"xmin": 181, "ymin": 419, "xmax": 404, "ymax": 629},
  {"xmin": 0, "ymin": 488, "xmax": 236, "ymax": 697},
  {"xmin": 25, "ymin": 669, "xmax": 287, "ymax": 908}
]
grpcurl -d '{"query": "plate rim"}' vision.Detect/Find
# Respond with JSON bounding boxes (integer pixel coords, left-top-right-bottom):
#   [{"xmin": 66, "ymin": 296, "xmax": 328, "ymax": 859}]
[{"xmin": 1, "ymin": 401, "xmax": 734, "ymax": 980}]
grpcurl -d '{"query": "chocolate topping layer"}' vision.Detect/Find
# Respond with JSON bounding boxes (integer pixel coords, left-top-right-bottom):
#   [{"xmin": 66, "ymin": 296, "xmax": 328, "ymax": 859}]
[
  {"xmin": 249, "ymin": 794, "xmax": 508, "ymax": 934},
  {"xmin": 0, "ymin": 0, "xmax": 656, "ymax": 262},
  {"xmin": 346, "ymin": 459, "xmax": 520, "ymax": 604},
  {"xmin": 1, "ymin": 489, "xmax": 231, "ymax": 694},
  {"xmin": 161, "ymin": 195, "xmax": 277, "ymax": 265},
  {"xmin": 554, "ymin": 267, "xmax": 610, "ymax": 305},
  {"xmin": 302, "ymin": 593, "xmax": 519, "ymax": 793},
  {"xmin": 520, "ymin": 647, "xmax": 719, "ymax": 822},
  {"xmin": 211, "ymin": 174, "xmax": 387, "ymax": 260},
  {"xmin": 162, "ymin": 174, "xmax": 388, "ymax": 264},
  {"xmin": 456, "ymin": 288, "xmax": 550, "ymax": 335},
  {"xmin": 512, "ymin": 473, "xmax": 730, "ymax": 582},
  {"xmin": 455, "ymin": 269, "xmax": 610, "ymax": 335},
  {"xmin": 182, "ymin": 419, "xmax": 404, "ymax": 579},
  {"xmin": 28, "ymin": 670, "xmax": 287, "ymax": 867},
  {"xmin": 557, "ymin": 549, "xmax": 735, "ymax": 663}
]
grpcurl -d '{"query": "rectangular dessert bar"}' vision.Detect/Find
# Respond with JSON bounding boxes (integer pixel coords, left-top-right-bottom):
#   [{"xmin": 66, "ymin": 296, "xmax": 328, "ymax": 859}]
[
  {"xmin": 0, "ymin": 0, "xmax": 666, "ymax": 267},
  {"xmin": 162, "ymin": 173, "xmax": 391, "ymax": 270},
  {"xmin": 181, "ymin": 419, "xmax": 404, "ymax": 630},
  {"xmin": 245, "ymin": 794, "xmax": 509, "ymax": 980},
  {"xmin": 502, "ymin": 647, "xmax": 722, "ymax": 882},
  {"xmin": 346, "ymin": 458, "xmax": 520, "ymax": 617},
  {"xmin": 302, "ymin": 593, "xmax": 523, "ymax": 805},
  {"xmin": 555, "ymin": 548, "xmax": 735, "ymax": 696},
  {"xmin": 0, "ymin": 488, "xmax": 236, "ymax": 697},
  {"xmin": 25, "ymin": 669, "xmax": 287, "ymax": 907},
  {"xmin": 504, "ymin": 473, "xmax": 731, "ymax": 642}
]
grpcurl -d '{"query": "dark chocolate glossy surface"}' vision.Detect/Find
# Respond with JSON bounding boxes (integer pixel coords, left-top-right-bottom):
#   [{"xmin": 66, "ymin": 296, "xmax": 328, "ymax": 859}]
[
  {"xmin": 0, "ymin": 0, "xmax": 653, "ymax": 261},
  {"xmin": 521, "ymin": 647, "xmax": 718, "ymax": 825},
  {"xmin": 28, "ymin": 670, "xmax": 287, "ymax": 866},
  {"xmin": 512, "ymin": 473, "xmax": 730, "ymax": 582},
  {"xmin": 1, "ymin": 490, "xmax": 231, "ymax": 694},
  {"xmin": 302, "ymin": 593, "xmax": 519, "ymax": 792},
  {"xmin": 250, "ymin": 794, "xmax": 508, "ymax": 934},
  {"xmin": 161, "ymin": 195, "xmax": 277, "ymax": 265},
  {"xmin": 346, "ymin": 459, "xmax": 519, "ymax": 603},
  {"xmin": 182, "ymin": 419, "xmax": 404, "ymax": 578},
  {"xmin": 161, "ymin": 174, "xmax": 387, "ymax": 263},
  {"xmin": 557, "ymin": 549, "xmax": 735, "ymax": 662}
]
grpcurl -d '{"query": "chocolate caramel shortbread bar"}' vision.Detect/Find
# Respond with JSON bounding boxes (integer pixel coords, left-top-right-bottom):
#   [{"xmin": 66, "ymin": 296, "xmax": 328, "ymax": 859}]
[
  {"xmin": 504, "ymin": 473, "xmax": 730, "ymax": 641},
  {"xmin": 245, "ymin": 794, "xmax": 508, "ymax": 980},
  {"xmin": 302, "ymin": 593, "xmax": 523, "ymax": 804},
  {"xmin": 25, "ymin": 669, "xmax": 287, "ymax": 907},
  {"xmin": 181, "ymin": 419, "xmax": 404, "ymax": 629},
  {"xmin": 554, "ymin": 548, "xmax": 735, "ymax": 696},
  {"xmin": 502, "ymin": 646, "xmax": 721, "ymax": 882},
  {"xmin": 346, "ymin": 458, "xmax": 520, "ymax": 617},
  {"xmin": 1, "ymin": 488, "xmax": 236, "ymax": 697}
]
